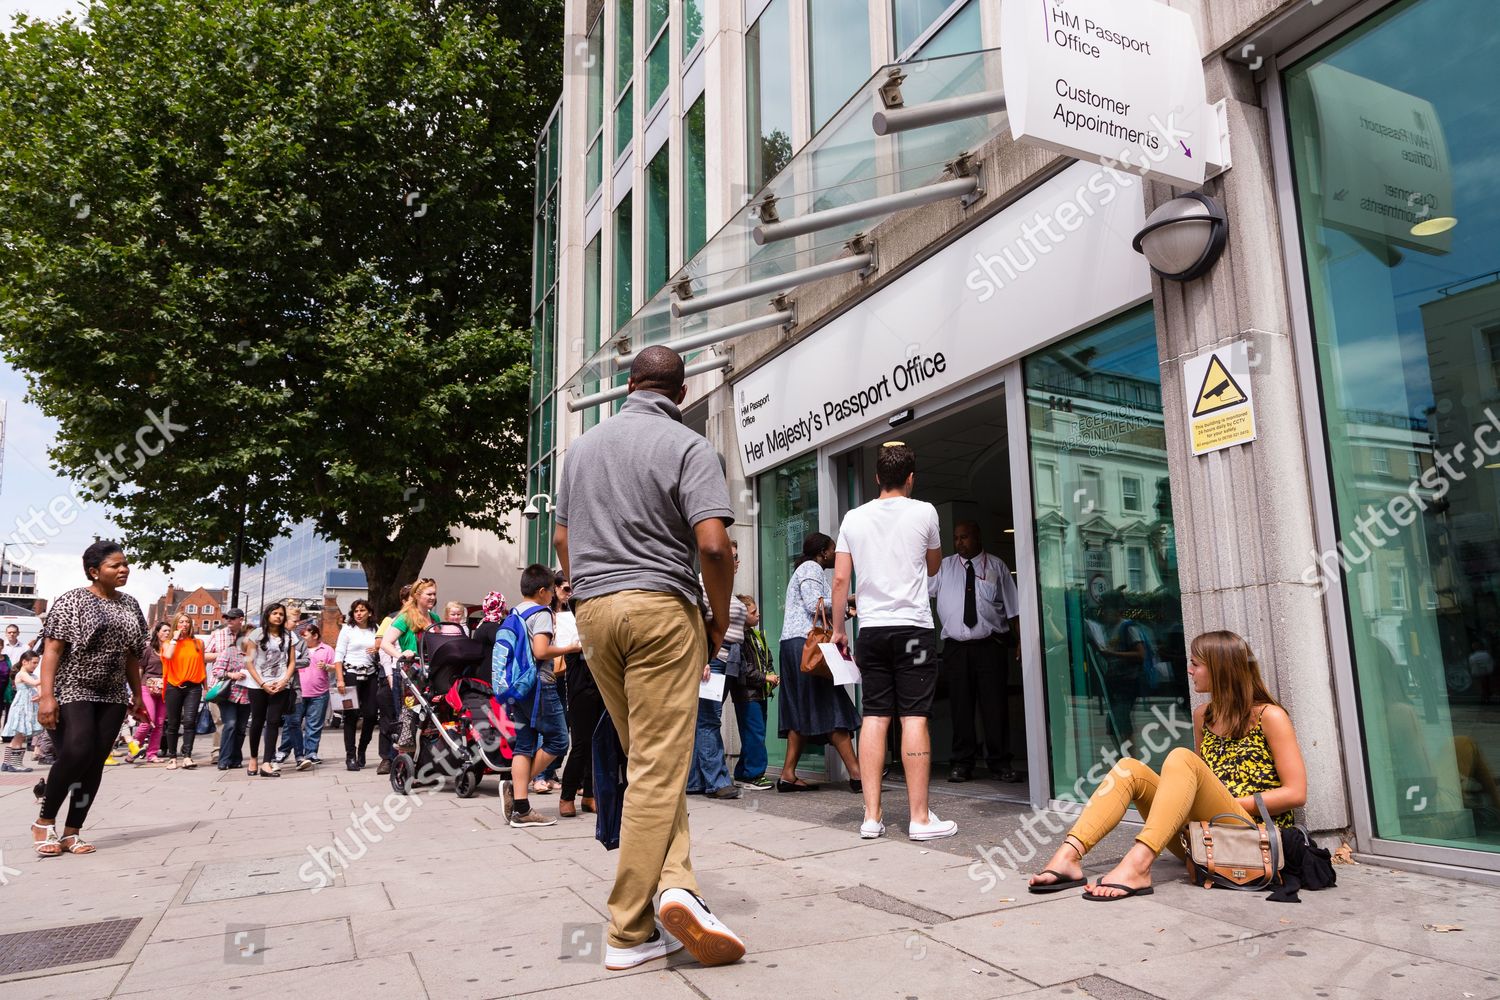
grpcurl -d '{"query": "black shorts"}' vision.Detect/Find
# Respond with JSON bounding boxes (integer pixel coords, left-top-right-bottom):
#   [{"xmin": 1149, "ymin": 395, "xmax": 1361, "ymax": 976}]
[{"xmin": 855, "ymin": 626, "xmax": 939, "ymax": 718}]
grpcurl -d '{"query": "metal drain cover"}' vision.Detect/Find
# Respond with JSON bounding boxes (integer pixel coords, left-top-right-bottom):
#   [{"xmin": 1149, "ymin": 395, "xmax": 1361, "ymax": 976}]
[{"xmin": 0, "ymin": 917, "xmax": 141, "ymax": 975}]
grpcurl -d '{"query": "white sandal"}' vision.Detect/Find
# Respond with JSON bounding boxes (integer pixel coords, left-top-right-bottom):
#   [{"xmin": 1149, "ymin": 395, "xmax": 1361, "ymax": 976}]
[
  {"xmin": 60, "ymin": 833, "xmax": 96, "ymax": 855},
  {"xmin": 32, "ymin": 822, "xmax": 62, "ymax": 858}
]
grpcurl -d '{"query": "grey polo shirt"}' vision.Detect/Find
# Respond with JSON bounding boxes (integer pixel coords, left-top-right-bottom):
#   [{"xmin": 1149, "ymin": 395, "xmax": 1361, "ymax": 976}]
[{"xmin": 557, "ymin": 391, "xmax": 734, "ymax": 604}]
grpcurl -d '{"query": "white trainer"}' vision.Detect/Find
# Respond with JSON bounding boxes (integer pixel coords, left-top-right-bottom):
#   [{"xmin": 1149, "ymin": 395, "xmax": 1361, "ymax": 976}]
[
  {"xmin": 908, "ymin": 811, "xmax": 958, "ymax": 842},
  {"xmin": 603, "ymin": 924, "xmax": 683, "ymax": 971},
  {"xmin": 859, "ymin": 816, "xmax": 886, "ymax": 839},
  {"xmin": 658, "ymin": 887, "xmax": 746, "ymax": 966}
]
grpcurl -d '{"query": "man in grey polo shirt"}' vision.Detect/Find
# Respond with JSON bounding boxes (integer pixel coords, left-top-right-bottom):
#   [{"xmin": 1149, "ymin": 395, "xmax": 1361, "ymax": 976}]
[{"xmin": 555, "ymin": 345, "xmax": 743, "ymax": 972}]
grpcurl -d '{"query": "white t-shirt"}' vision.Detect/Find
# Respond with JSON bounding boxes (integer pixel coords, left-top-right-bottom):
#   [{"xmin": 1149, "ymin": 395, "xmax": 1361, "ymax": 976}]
[{"xmin": 835, "ymin": 496, "xmax": 941, "ymax": 629}]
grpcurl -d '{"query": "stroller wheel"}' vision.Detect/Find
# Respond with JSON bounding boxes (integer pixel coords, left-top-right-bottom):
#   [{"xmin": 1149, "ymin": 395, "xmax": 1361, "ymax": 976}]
[
  {"xmin": 390, "ymin": 753, "xmax": 415, "ymax": 796},
  {"xmin": 455, "ymin": 767, "xmax": 480, "ymax": 799}
]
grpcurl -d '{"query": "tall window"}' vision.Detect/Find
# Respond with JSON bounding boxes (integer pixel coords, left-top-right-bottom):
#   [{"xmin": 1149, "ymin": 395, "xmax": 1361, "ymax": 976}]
[
  {"xmin": 1026, "ymin": 305, "xmax": 1188, "ymax": 800},
  {"xmin": 1285, "ymin": 0, "xmax": 1500, "ymax": 858},
  {"xmin": 1121, "ymin": 475, "xmax": 1142, "ymax": 514},
  {"xmin": 646, "ymin": 144, "xmax": 671, "ymax": 294},
  {"xmin": 585, "ymin": 14, "xmax": 604, "ymax": 196},
  {"xmin": 808, "ymin": 0, "xmax": 871, "ymax": 130},
  {"xmin": 613, "ymin": 197, "xmax": 634, "ymax": 332},
  {"xmin": 613, "ymin": 0, "xmax": 634, "ymax": 160},
  {"xmin": 528, "ymin": 97, "xmax": 564, "ymax": 564},
  {"xmin": 684, "ymin": 97, "xmax": 707, "ymax": 259},
  {"xmin": 746, "ymin": 0, "xmax": 793, "ymax": 193},
  {"xmin": 583, "ymin": 235, "xmax": 602, "ymax": 431},
  {"xmin": 644, "ymin": 0, "xmax": 669, "ymax": 111}
]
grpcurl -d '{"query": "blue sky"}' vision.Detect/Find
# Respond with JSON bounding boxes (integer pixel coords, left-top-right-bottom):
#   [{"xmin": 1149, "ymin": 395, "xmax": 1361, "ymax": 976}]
[{"xmin": 1, "ymin": 1, "xmax": 228, "ymax": 606}]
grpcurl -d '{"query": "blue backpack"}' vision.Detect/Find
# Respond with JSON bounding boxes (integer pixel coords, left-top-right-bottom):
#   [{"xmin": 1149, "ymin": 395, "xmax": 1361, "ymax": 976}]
[{"xmin": 491, "ymin": 605, "xmax": 549, "ymax": 709}]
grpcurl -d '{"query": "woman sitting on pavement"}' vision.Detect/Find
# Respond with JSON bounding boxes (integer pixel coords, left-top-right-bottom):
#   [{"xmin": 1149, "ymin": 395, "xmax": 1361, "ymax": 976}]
[{"xmin": 1028, "ymin": 629, "xmax": 1307, "ymax": 900}]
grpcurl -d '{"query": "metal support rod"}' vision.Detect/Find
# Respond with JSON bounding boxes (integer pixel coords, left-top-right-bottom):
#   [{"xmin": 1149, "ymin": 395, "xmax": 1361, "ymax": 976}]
[
  {"xmin": 672, "ymin": 253, "xmax": 873, "ymax": 318},
  {"xmin": 871, "ymin": 89, "xmax": 1007, "ymax": 136},
  {"xmin": 567, "ymin": 356, "xmax": 733, "ymax": 412},
  {"xmin": 615, "ymin": 310, "xmax": 794, "ymax": 368},
  {"xmin": 753, "ymin": 177, "xmax": 978, "ymax": 245}
]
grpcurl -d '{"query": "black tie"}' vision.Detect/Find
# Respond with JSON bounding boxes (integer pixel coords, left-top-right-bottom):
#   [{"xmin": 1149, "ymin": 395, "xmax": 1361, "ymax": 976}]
[{"xmin": 963, "ymin": 559, "xmax": 978, "ymax": 628}]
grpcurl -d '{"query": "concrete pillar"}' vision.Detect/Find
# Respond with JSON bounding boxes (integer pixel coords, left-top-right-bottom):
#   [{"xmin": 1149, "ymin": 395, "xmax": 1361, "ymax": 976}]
[{"xmin": 1148, "ymin": 58, "xmax": 1349, "ymax": 834}]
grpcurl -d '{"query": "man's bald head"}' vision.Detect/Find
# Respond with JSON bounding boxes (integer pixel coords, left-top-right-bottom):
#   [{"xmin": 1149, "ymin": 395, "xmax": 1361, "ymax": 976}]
[{"xmin": 629, "ymin": 345, "xmax": 687, "ymax": 402}]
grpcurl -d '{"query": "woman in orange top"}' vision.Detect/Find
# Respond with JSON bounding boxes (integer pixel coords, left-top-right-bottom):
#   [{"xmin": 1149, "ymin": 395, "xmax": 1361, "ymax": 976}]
[{"xmin": 161, "ymin": 613, "xmax": 208, "ymax": 770}]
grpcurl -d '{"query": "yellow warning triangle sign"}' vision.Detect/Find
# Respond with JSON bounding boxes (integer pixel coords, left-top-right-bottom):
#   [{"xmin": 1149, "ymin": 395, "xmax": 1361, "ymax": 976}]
[{"xmin": 1193, "ymin": 353, "xmax": 1248, "ymax": 417}]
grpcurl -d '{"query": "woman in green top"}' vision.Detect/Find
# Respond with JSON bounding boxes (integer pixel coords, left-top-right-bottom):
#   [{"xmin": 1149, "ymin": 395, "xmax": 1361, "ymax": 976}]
[
  {"xmin": 380, "ymin": 577, "xmax": 441, "ymax": 754},
  {"xmin": 1027, "ymin": 629, "xmax": 1308, "ymax": 900}
]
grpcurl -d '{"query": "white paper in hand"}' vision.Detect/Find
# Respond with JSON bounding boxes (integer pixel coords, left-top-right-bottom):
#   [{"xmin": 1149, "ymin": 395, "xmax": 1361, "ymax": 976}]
[
  {"xmin": 329, "ymin": 688, "xmax": 359, "ymax": 711},
  {"xmin": 698, "ymin": 670, "xmax": 726, "ymax": 702},
  {"xmin": 818, "ymin": 643, "xmax": 862, "ymax": 686},
  {"xmin": 554, "ymin": 611, "xmax": 580, "ymax": 649}
]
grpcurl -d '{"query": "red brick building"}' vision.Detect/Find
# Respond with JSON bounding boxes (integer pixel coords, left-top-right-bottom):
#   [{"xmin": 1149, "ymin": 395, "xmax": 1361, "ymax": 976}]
[{"xmin": 146, "ymin": 585, "xmax": 231, "ymax": 634}]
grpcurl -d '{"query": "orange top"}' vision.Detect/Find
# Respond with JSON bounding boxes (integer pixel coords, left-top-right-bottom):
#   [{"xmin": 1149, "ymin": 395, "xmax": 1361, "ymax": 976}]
[{"xmin": 163, "ymin": 637, "xmax": 207, "ymax": 686}]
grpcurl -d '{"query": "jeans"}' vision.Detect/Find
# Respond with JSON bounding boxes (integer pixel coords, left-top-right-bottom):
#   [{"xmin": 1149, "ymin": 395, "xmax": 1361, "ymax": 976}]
[
  {"xmin": 162, "ymin": 682, "xmax": 203, "ymax": 759},
  {"xmin": 300, "ymin": 692, "xmax": 329, "ymax": 759},
  {"xmin": 512, "ymin": 682, "xmax": 570, "ymax": 759},
  {"xmin": 687, "ymin": 661, "xmax": 731, "ymax": 793},
  {"xmin": 278, "ymin": 697, "xmax": 307, "ymax": 759},
  {"xmin": 731, "ymin": 699, "xmax": 768, "ymax": 781},
  {"xmin": 218, "ymin": 700, "xmax": 247, "ymax": 768}
]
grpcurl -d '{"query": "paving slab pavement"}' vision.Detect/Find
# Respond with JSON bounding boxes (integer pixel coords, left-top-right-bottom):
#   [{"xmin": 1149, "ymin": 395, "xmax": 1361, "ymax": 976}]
[{"xmin": 2, "ymin": 754, "xmax": 1499, "ymax": 999}]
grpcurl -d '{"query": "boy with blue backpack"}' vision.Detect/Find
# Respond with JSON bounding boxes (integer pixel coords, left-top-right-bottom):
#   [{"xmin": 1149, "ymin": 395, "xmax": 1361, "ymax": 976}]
[{"xmin": 493, "ymin": 564, "xmax": 581, "ymax": 828}]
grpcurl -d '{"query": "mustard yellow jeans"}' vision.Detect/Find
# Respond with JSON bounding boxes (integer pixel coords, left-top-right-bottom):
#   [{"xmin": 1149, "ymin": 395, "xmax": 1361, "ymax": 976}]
[
  {"xmin": 574, "ymin": 589, "xmax": 707, "ymax": 948},
  {"xmin": 1067, "ymin": 747, "xmax": 1253, "ymax": 857}
]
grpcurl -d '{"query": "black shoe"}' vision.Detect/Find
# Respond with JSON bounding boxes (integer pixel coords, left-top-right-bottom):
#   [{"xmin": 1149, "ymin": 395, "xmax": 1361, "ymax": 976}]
[
  {"xmin": 346, "ymin": 757, "xmax": 359, "ymax": 772},
  {"xmin": 356, "ymin": 751, "xmax": 367, "ymax": 769},
  {"xmin": 848, "ymin": 779, "xmax": 862, "ymax": 793},
  {"xmin": 948, "ymin": 766, "xmax": 972, "ymax": 783},
  {"xmin": 999, "ymin": 769, "xmax": 1024, "ymax": 783},
  {"xmin": 274, "ymin": 752, "xmax": 289, "ymax": 765}
]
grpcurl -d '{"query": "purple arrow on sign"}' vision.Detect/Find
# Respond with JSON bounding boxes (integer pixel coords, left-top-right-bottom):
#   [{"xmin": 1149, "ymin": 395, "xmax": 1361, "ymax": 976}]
[{"xmin": 1180, "ymin": 141, "xmax": 1193, "ymax": 158}]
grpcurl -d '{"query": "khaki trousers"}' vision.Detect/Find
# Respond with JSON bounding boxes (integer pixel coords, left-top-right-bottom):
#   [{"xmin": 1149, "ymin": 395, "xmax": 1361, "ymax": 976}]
[
  {"xmin": 1067, "ymin": 747, "xmax": 1252, "ymax": 856},
  {"xmin": 574, "ymin": 589, "xmax": 706, "ymax": 947}
]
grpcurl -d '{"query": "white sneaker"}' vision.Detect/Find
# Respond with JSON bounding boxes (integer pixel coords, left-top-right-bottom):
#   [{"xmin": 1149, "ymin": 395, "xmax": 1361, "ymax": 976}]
[
  {"xmin": 658, "ymin": 888, "xmax": 746, "ymax": 967},
  {"xmin": 603, "ymin": 923, "xmax": 683, "ymax": 971},
  {"xmin": 908, "ymin": 811, "xmax": 958, "ymax": 842},
  {"xmin": 859, "ymin": 817, "xmax": 886, "ymax": 839}
]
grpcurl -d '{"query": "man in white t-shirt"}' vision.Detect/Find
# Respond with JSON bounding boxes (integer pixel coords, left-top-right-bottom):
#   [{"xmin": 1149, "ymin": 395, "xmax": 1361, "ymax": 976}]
[{"xmin": 831, "ymin": 444, "xmax": 957, "ymax": 843}]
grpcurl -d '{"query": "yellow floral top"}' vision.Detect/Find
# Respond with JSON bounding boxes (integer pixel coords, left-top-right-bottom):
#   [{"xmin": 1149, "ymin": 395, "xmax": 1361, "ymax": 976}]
[{"xmin": 1200, "ymin": 715, "xmax": 1295, "ymax": 829}]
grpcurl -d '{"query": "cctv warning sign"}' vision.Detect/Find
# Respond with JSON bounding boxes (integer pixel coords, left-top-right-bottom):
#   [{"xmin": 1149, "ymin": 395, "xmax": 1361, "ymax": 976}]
[{"xmin": 1183, "ymin": 343, "xmax": 1256, "ymax": 455}]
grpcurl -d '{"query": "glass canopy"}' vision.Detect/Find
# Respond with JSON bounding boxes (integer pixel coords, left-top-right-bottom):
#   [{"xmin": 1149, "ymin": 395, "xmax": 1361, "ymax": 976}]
[{"xmin": 562, "ymin": 46, "xmax": 1006, "ymax": 403}]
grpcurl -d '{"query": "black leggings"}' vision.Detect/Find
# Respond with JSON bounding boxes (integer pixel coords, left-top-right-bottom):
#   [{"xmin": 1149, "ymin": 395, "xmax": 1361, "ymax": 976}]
[
  {"xmin": 560, "ymin": 657, "xmax": 603, "ymax": 800},
  {"xmin": 41, "ymin": 701, "xmax": 127, "ymax": 830},
  {"xmin": 162, "ymin": 682, "xmax": 202, "ymax": 758},
  {"xmin": 341, "ymin": 674, "xmax": 379, "ymax": 757},
  {"xmin": 247, "ymin": 687, "xmax": 293, "ymax": 761}
]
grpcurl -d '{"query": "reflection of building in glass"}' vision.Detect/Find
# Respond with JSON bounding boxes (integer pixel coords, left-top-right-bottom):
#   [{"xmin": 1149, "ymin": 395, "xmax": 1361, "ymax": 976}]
[
  {"xmin": 1423, "ymin": 279, "xmax": 1500, "ymax": 686},
  {"xmin": 245, "ymin": 521, "xmax": 350, "ymax": 611}
]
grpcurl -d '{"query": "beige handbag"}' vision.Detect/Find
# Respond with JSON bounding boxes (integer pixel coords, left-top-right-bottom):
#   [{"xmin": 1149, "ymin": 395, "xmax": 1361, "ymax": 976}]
[{"xmin": 1181, "ymin": 793, "xmax": 1284, "ymax": 891}]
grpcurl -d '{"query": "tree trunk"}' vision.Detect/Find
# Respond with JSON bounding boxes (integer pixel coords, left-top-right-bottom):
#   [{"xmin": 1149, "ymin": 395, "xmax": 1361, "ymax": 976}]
[{"xmin": 357, "ymin": 542, "xmax": 434, "ymax": 618}]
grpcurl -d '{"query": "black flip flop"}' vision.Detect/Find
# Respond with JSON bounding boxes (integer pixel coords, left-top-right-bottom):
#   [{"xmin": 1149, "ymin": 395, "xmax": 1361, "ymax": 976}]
[
  {"xmin": 1027, "ymin": 870, "xmax": 1087, "ymax": 894},
  {"xmin": 1082, "ymin": 882, "xmax": 1154, "ymax": 901},
  {"xmin": 776, "ymin": 779, "xmax": 820, "ymax": 792}
]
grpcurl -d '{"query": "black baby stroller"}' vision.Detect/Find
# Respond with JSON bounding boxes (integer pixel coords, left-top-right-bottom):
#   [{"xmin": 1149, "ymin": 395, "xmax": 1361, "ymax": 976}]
[{"xmin": 389, "ymin": 622, "xmax": 514, "ymax": 798}]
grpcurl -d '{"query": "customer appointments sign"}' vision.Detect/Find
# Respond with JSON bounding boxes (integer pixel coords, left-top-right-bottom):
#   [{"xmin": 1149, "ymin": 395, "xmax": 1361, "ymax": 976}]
[
  {"xmin": 1183, "ymin": 343, "xmax": 1256, "ymax": 456},
  {"xmin": 1001, "ymin": 0, "xmax": 1208, "ymax": 187}
]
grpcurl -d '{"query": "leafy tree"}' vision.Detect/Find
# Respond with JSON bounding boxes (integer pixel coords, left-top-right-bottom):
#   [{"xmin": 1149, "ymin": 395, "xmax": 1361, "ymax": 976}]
[{"xmin": 0, "ymin": 0, "xmax": 561, "ymax": 612}]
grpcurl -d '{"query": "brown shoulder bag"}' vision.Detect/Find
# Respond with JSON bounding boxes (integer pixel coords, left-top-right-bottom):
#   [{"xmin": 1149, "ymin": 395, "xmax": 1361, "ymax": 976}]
[{"xmin": 799, "ymin": 598, "xmax": 834, "ymax": 680}]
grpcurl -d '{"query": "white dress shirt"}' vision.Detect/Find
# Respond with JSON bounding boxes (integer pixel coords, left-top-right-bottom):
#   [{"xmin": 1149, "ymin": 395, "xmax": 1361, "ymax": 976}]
[{"xmin": 929, "ymin": 550, "xmax": 1021, "ymax": 642}]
